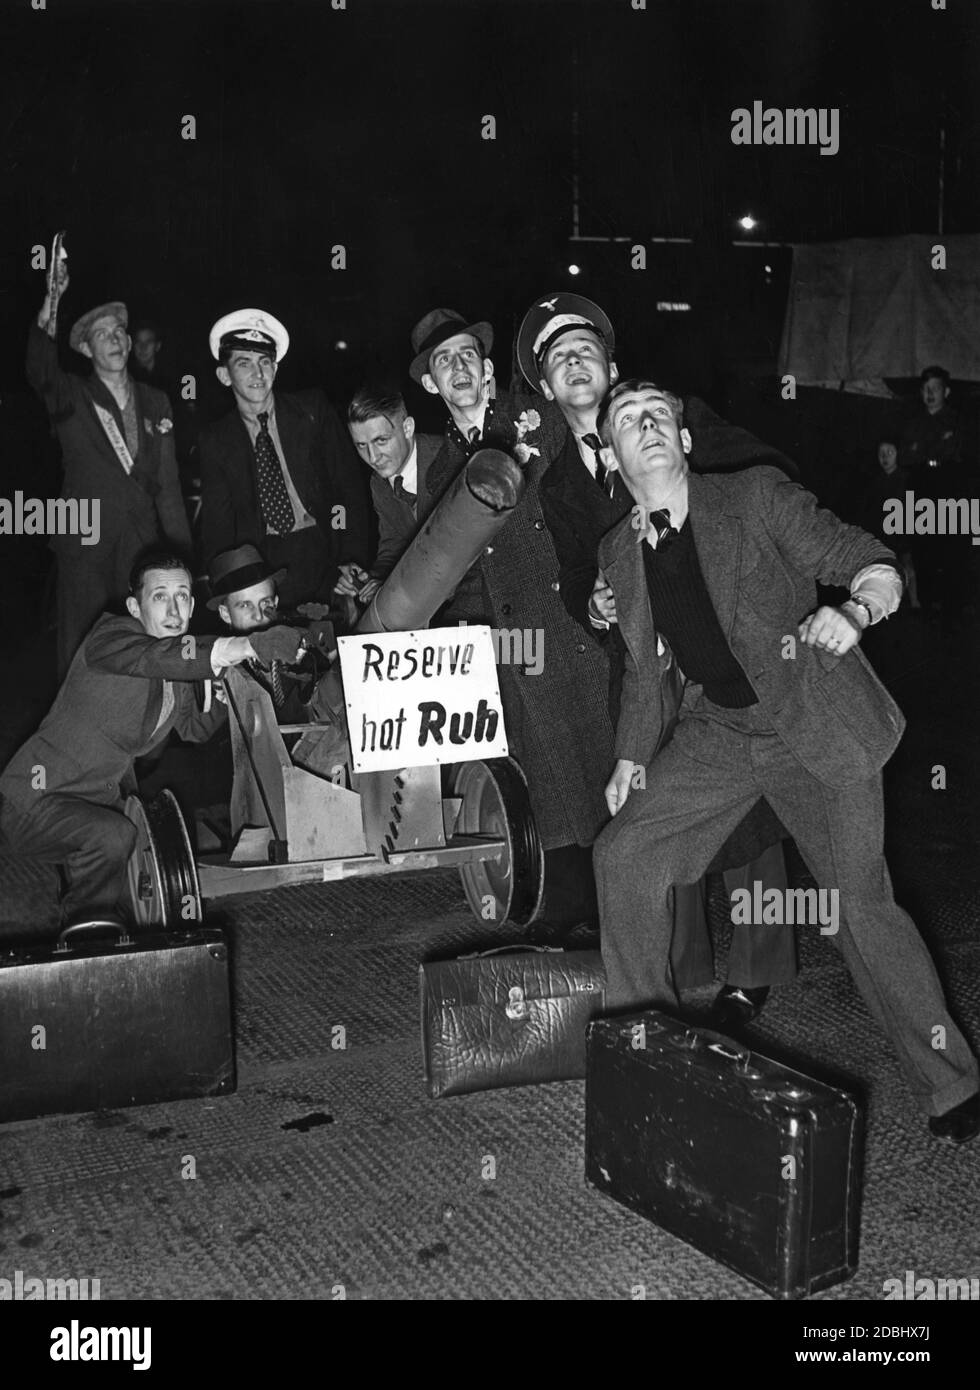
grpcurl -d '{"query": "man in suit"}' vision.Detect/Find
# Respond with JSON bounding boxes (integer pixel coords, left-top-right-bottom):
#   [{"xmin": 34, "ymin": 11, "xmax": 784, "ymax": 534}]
[
  {"xmin": 411, "ymin": 307, "xmax": 612, "ymax": 931},
  {"xmin": 337, "ymin": 387, "xmax": 442, "ymax": 607},
  {"xmin": 199, "ymin": 309, "xmax": 370, "ymax": 610},
  {"xmin": 524, "ymin": 293, "xmax": 797, "ymax": 1024},
  {"xmin": 26, "ymin": 263, "xmax": 191, "ymax": 677},
  {"xmin": 0, "ymin": 551, "xmax": 304, "ymax": 924},
  {"xmin": 591, "ymin": 378, "xmax": 979, "ymax": 1142}
]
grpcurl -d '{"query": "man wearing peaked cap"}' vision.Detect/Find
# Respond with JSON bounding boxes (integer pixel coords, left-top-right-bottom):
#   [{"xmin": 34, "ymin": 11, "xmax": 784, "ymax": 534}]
[
  {"xmin": 26, "ymin": 257, "xmax": 191, "ymax": 677},
  {"xmin": 198, "ymin": 308, "xmax": 370, "ymax": 613},
  {"xmin": 528, "ymin": 289, "xmax": 799, "ymax": 1023},
  {"xmin": 411, "ymin": 303, "xmax": 613, "ymax": 937}
]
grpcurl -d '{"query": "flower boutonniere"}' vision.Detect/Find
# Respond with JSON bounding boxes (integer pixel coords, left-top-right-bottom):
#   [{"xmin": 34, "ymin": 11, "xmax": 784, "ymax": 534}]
[
  {"xmin": 513, "ymin": 408, "xmax": 541, "ymax": 465},
  {"xmin": 157, "ymin": 417, "xmax": 174, "ymax": 434}
]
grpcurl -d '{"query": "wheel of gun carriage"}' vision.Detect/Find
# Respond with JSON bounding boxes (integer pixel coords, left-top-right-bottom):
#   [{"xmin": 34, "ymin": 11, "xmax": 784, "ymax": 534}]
[
  {"xmin": 123, "ymin": 790, "xmax": 202, "ymax": 929},
  {"xmin": 453, "ymin": 757, "xmax": 544, "ymax": 928}
]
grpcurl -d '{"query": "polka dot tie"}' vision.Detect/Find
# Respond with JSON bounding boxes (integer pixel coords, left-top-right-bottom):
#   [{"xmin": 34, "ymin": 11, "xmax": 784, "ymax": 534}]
[{"xmin": 255, "ymin": 412, "xmax": 295, "ymax": 536}]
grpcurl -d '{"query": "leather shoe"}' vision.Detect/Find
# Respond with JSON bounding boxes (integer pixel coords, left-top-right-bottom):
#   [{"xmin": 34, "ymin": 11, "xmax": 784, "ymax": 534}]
[
  {"xmin": 928, "ymin": 1093, "xmax": 980, "ymax": 1145},
  {"xmin": 708, "ymin": 984, "xmax": 770, "ymax": 1032}
]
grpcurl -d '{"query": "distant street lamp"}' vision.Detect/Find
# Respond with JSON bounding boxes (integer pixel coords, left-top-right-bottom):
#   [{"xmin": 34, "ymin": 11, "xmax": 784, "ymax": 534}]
[
  {"xmin": 568, "ymin": 263, "xmax": 582, "ymax": 276},
  {"xmin": 738, "ymin": 215, "xmax": 758, "ymax": 232},
  {"xmin": 334, "ymin": 340, "xmax": 348, "ymax": 351}
]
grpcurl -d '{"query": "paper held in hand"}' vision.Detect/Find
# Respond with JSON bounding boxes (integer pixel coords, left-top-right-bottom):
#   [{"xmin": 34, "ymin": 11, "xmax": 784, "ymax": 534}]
[{"xmin": 337, "ymin": 625, "xmax": 508, "ymax": 773}]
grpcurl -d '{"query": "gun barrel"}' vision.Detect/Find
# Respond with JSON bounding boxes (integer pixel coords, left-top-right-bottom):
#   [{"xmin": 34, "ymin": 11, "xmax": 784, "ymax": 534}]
[{"xmin": 357, "ymin": 448, "xmax": 524, "ymax": 635}]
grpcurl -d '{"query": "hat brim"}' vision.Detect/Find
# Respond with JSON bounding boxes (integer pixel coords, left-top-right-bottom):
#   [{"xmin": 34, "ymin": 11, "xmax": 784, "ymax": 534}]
[
  {"xmin": 516, "ymin": 295, "xmax": 615, "ymax": 393},
  {"xmin": 206, "ymin": 564, "xmax": 288, "ymax": 609},
  {"xmin": 209, "ymin": 309, "xmax": 290, "ymax": 362},
  {"xmin": 409, "ymin": 320, "xmax": 494, "ymax": 385},
  {"xmin": 69, "ymin": 302, "xmax": 129, "ymax": 355}
]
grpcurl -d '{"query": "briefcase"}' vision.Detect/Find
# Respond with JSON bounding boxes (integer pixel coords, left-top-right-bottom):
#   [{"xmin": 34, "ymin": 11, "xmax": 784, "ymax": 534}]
[
  {"xmin": 0, "ymin": 920, "xmax": 235, "ymax": 1124},
  {"xmin": 585, "ymin": 1011, "xmax": 862, "ymax": 1299},
  {"xmin": 420, "ymin": 945, "xmax": 606, "ymax": 1099}
]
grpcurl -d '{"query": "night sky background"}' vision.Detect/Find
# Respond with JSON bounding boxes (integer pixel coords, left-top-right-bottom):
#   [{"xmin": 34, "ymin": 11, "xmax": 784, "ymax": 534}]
[{"xmin": 3, "ymin": 0, "xmax": 979, "ymax": 460}]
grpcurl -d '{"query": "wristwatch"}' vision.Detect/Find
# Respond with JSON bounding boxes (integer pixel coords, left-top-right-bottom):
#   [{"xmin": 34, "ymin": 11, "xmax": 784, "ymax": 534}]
[{"xmin": 845, "ymin": 597, "xmax": 874, "ymax": 628}]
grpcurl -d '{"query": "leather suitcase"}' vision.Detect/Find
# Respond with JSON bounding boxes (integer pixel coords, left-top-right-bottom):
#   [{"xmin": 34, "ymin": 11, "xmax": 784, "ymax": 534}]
[
  {"xmin": 585, "ymin": 1011, "xmax": 862, "ymax": 1299},
  {"xmin": 420, "ymin": 945, "xmax": 606, "ymax": 1098},
  {"xmin": 0, "ymin": 921, "xmax": 235, "ymax": 1123}
]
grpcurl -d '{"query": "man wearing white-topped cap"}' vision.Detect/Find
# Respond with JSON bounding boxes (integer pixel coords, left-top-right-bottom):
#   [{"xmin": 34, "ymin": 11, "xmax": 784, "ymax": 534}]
[{"xmin": 199, "ymin": 309, "xmax": 370, "ymax": 610}]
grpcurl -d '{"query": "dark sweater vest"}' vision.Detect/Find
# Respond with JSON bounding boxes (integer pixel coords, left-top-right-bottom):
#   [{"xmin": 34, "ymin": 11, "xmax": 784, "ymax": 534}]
[{"xmin": 642, "ymin": 516, "xmax": 757, "ymax": 708}]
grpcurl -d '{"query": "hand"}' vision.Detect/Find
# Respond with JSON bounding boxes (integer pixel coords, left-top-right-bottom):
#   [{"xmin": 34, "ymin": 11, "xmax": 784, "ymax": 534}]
[
  {"xmin": 249, "ymin": 624, "xmax": 306, "ymax": 667},
  {"xmin": 605, "ymin": 759, "xmax": 636, "ymax": 817},
  {"xmin": 356, "ymin": 577, "xmax": 381, "ymax": 604},
  {"xmin": 798, "ymin": 604, "xmax": 863, "ymax": 656},
  {"xmin": 334, "ymin": 562, "xmax": 369, "ymax": 597},
  {"xmin": 589, "ymin": 574, "xmax": 617, "ymax": 626}
]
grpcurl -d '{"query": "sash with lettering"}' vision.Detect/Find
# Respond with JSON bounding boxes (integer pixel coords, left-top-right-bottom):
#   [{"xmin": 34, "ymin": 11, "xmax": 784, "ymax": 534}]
[{"xmin": 91, "ymin": 400, "xmax": 135, "ymax": 475}]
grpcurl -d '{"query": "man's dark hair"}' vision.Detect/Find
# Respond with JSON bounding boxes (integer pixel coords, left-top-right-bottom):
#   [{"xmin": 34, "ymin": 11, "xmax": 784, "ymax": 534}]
[
  {"xmin": 129, "ymin": 550, "xmax": 192, "ymax": 599},
  {"xmin": 596, "ymin": 378, "xmax": 685, "ymax": 446},
  {"xmin": 347, "ymin": 388, "xmax": 408, "ymax": 428},
  {"xmin": 132, "ymin": 319, "xmax": 162, "ymax": 340},
  {"xmin": 920, "ymin": 365, "xmax": 950, "ymax": 386}
]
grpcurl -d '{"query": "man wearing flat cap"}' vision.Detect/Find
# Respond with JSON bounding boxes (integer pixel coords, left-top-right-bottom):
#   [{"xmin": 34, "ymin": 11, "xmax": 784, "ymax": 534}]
[
  {"xmin": 199, "ymin": 309, "xmax": 370, "ymax": 613},
  {"xmin": 26, "ymin": 259, "xmax": 191, "ymax": 676},
  {"xmin": 411, "ymin": 306, "xmax": 611, "ymax": 934},
  {"xmin": 525, "ymin": 291, "xmax": 798, "ymax": 1025}
]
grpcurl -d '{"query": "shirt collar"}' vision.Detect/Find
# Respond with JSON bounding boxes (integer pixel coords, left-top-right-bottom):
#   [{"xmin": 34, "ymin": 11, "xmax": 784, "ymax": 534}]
[{"xmin": 389, "ymin": 443, "xmax": 418, "ymax": 493}]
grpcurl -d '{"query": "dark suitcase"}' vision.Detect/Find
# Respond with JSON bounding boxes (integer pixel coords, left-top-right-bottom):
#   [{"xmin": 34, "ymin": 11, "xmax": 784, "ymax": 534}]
[
  {"xmin": 0, "ymin": 920, "xmax": 235, "ymax": 1124},
  {"xmin": 585, "ymin": 1011, "xmax": 862, "ymax": 1299},
  {"xmin": 420, "ymin": 945, "xmax": 606, "ymax": 1098}
]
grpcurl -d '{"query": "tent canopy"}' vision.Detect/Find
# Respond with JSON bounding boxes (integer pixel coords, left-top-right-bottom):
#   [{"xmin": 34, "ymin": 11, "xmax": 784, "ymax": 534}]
[{"xmin": 778, "ymin": 234, "xmax": 980, "ymax": 388}]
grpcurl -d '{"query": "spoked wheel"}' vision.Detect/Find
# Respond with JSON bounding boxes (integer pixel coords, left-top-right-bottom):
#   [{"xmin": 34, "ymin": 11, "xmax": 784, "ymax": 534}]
[
  {"xmin": 124, "ymin": 790, "xmax": 202, "ymax": 929},
  {"xmin": 453, "ymin": 757, "xmax": 544, "ymax": 928}
]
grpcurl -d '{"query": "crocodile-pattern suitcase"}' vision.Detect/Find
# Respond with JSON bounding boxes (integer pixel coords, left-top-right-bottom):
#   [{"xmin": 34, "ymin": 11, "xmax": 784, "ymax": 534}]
[
  {"xmin": 0, "ymin": 921, "xmax": 235, "ymax": 1123},
  {"xmin": 585, "ymin": 1011, "xmax": 862, "ymax": 1299}
]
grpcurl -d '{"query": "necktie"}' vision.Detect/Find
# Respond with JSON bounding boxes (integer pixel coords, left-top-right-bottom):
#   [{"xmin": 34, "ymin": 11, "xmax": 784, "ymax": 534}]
[
  {"xmin": 254, "ymin": 412, "xmax": 295, "ymax": 536},
  {"xmin": 393, "ymin": 475, "xmax": 417, "ymax": 512},
  {"xmin": 649, "ymin": 508, "xmax": 679, "ymax": 551},
  {"xmin": 467, "ymin": 426, "xmax": 481, "ymax": 447},
  {"xmin": 582, "ymin": 433, "xmax": 608, "ymax": 492}
]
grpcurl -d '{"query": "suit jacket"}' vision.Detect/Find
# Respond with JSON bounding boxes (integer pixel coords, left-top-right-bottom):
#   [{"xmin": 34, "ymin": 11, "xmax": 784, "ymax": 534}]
[
  {"xmin": 0, "ymin": 615, "xmax": 226, "ymax": 815},
  {"xmin": 25, "ymin": 324, "xmax": 191, "ymax": 582},
  {"xmin": 368, "ymin": 433, "xmax": 441, "ymax": 579},
  {"xmin": 599, "ymin": 467, "xmax": 906, "ymax": 790},
  {"xmin": 198, "ymin": 389, "xmax": 370, "ymax": 569},
  {"xmin": 540, "ymin": 396, "xmax": 800, "ymax": 636},
  {"xmin": 425, "ymin": 393, "xmax": 614, "ymax": 848}
]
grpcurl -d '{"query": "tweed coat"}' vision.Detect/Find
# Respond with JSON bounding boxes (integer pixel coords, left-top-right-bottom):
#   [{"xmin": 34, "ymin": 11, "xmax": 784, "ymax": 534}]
[
  {"xmin": 599, "ymin": 467, "xmax": 905, "ymax": 789},
  {"xmin": 425, "ymin": 392, "xmax": 614, "ymax": 848}
]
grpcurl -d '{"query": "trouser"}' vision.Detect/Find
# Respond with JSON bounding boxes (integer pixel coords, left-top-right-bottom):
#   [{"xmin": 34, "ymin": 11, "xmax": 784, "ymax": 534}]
[
  {"xmin": 543, "ymin": 838, "xmax": 797, "ymax": 992},
  {"xmin": 0, "ymin": 794, "xmax": 137, "ymax": 922},
  {"xmin": 671, "ymin": 839, "xmax": 797, "ymax": 990},
  {"xmin": 593, "ymin": 696, "xmax": 979, "ymax": 1117}
]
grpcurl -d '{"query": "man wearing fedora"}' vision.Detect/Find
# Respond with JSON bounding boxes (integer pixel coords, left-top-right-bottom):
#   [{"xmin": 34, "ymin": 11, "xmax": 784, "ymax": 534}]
[
  {"xmin": 523, "ymin": 291, "xmax": 798, "ymax": 1027},
  {"xmin": 199, "ymin": 310, "xmax": 370, "ymax": 613},
  {"xmin": 208, "ymin": 544, "xmax": 285, "ymax": 634},
  {"xmin": 409, "ymin": 307, "xmax": 612, "ymax": 933},
  {"xmin": 27, "ymin": 261, "xmax": 192, "ymax": 677}
]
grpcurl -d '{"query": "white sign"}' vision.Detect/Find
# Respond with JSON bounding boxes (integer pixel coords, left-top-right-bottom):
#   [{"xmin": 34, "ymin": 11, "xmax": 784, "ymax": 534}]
[{"xmin": 337, "ymin": 626, "xmax": 508, "ymax": 773}]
